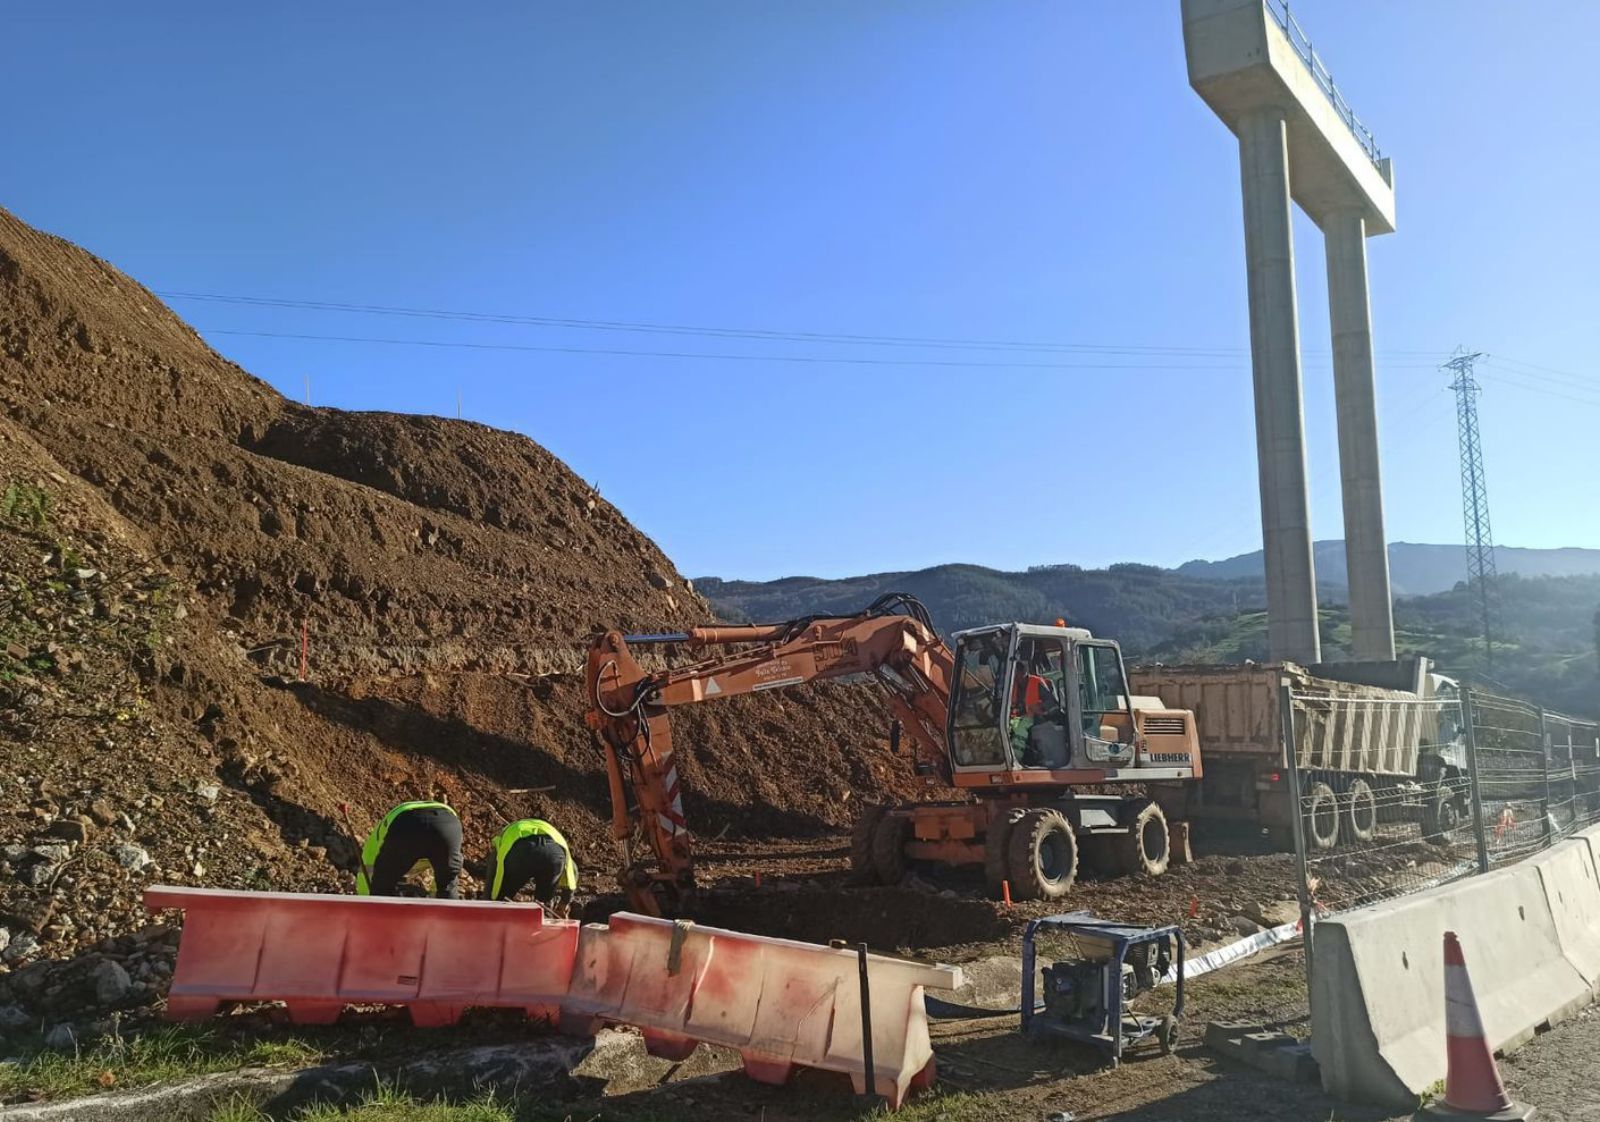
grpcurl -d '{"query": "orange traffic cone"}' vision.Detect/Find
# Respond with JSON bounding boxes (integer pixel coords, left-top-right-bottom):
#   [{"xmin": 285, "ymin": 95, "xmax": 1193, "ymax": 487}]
[{"xmin": 1420, "ymin": 931, "xmax": 1535, "ymax": 1119}]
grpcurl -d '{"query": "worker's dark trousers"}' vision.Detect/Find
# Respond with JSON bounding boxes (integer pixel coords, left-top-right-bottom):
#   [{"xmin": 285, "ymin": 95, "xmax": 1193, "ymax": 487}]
[
  {"xmin": 493, "ymin": 834, "xmax": 568, "ymax": 903},
  {"xmin": 369, "ymin": 806, "xmax": 463, "ymax": 899}
]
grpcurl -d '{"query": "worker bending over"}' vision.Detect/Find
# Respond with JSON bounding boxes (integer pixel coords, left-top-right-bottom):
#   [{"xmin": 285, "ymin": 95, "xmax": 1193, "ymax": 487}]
[
  {"xmin": 487, "ymin": 818, "xmax": 578, "ymax": 915},
  {"xmin": 355, "ymin": 800, "xmax": 463, "ymax": 899}
]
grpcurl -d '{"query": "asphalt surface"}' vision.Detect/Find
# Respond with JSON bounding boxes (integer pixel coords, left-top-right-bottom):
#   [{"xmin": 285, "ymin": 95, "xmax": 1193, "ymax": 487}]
[{"xmin": 1495, "ymin": 1003, "xmax": 1600, "ymax": 1121}]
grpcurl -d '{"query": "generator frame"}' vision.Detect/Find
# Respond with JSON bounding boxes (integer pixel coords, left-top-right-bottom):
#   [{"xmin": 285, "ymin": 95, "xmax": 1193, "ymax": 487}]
[{"xmin": 1020, "ymin": 913, "xmax": 1186, "ymax": 1066}]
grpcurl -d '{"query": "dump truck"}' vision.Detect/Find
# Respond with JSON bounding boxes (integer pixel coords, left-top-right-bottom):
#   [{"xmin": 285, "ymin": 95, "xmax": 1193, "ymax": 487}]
[{"xmin": 1128, "ymin": 657, "xmax": 1466, "ymax": 849}]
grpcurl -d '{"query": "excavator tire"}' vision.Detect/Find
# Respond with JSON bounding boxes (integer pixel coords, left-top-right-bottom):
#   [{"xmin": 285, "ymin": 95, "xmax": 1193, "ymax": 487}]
[
  {"xmin": 849, "ymin": 805, "xmax": 887, "ymax": 885},
  {"xmin": 1006, "ymin": 808, "xmax": 1077, "ymax": 901},
  {"xmin": 1114, "ymin": 798, "xmax": 1170, "ymax": 878},
  {"xmin": 983, "ymin": 807, "xmax": 1028, "ymax": 898},
  {"xmin": 871, "ymin": 814, "xmax": 911, "ymax": 886}
]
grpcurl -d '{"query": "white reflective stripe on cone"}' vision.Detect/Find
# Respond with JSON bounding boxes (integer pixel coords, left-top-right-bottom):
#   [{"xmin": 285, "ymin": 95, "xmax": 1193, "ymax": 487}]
[{"xmin": 1444, "ymin": 963, "xmax": 1487, "ymax": 1038}]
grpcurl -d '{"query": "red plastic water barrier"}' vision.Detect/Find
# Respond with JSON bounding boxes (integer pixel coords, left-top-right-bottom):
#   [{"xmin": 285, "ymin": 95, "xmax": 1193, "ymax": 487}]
[
  {"xmin": 145, "ymin": 887, "xmax": 961, "ymax": 1108},
  {"xmin": 562, "ymin": 912, "xmax": 958, "ymax": 1107},
  {"xmin": 144, "ymin": 886, "xmax": 578, "ymax": 1027}
]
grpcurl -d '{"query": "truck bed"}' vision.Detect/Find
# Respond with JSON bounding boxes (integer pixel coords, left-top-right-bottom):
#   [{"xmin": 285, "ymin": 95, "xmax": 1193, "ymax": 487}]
[{"xmin": 1129, "ymin": 662, "xmax": 1436, "ymax": 778}]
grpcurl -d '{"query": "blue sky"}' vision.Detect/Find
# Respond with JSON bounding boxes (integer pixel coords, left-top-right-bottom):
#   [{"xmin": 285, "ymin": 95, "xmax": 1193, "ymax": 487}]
[{"xmin": 6, "ymin": 2, "xmax": 1597, "ymax": 580}]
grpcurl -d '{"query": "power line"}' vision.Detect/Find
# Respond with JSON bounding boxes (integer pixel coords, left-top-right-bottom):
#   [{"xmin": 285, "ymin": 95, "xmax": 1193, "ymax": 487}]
[
  {"xmin": 200, "ymin": 328, "xmax": 1258, "ymax": 371},
  {"xmin": 163, "ymin": 288, "xmax": 1445, "ymax": 361}
]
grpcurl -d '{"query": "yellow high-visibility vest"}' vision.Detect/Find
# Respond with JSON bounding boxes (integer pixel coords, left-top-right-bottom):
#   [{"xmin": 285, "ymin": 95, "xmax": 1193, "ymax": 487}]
[
  {"xmin": 490, "ymin": 819, "xmax": 578, "ymax": 899},
  {"xmin": 355, "ymin": 800, "xmax": 454, "ymax": 896}
]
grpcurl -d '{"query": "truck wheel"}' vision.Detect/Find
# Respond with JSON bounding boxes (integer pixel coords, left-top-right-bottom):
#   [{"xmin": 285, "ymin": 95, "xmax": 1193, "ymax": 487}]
[
  {"xmin": 1116, "ymin": 798, "xmax": 1170, "ymax": 878},
  {"xmin": 1006, "ymin": 809, "xmax": 1077, "ymax": 901},
  {"xmin": 870, "ymin": 814, "xmax": 911, "ymax": 886},
  {"xmin": 1422, "ymin": 788, "xmax": 1462, "ymax": 846},
  {"xmin": 1305, "ymin": 782, "xmax": 1340, "ymax": 850},
  {"xmin": 1341, "ymin": 779, "xmax": 1377, "ymax": 845},
  {"xmin": 850, "ymin": 805, "xmax": 887, "ymax": 885},
  {"xmin": 984, "ymin": 807, "xmax": 1028, "ymax": 898}
]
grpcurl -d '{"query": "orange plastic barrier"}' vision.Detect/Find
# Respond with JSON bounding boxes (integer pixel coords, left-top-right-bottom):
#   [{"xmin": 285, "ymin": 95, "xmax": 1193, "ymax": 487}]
[
  {"xmin": 143, "ymin": 887, "xmax": 577, "ymax": 1027},
  {"xmin": 562, "ymin": 913, "xmax": 958, "ymax": 1107},
  {"xmin": 145, "ymin": 888, "xmax": 960, "ymax": 1108}
]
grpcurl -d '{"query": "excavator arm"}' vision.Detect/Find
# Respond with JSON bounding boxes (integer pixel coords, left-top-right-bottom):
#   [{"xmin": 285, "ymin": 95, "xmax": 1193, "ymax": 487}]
[{"xmin": 584, "ymin": 593, "xmax": 954, "ymax": 915}]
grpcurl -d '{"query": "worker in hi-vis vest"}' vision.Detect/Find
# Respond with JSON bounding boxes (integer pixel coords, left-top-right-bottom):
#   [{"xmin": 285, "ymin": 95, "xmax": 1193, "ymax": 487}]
[
  {"xmin": 355, "ymin": 800, "xmax": 463, "ymax": 899},
  {"xmin": 486, "ymin": 818, "xmax": 578, "ymax": 915}
]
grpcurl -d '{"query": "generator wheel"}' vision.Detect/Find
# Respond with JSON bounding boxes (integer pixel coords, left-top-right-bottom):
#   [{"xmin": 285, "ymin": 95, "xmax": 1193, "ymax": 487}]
[
  {"xmin": 1158, "ymin": 1013, "xmax": 1179, "ymax": 1056},
  {"xmin": 1006, "ymin": 808, "xmax": 1077, "ymax": 901},
  {"xmin": 1115, "ymin": 798, "xmax": 1170, "ymax": 878},
  {"xmin": 870, "ymin": 814, "xmax": 911, "ymax": 886},
  {"xmin": 849, "ymin": 805, "xmax": 887, "ymax": 884},
  {"xmin": 1341, "ymin": 779, "xmax": 1378, "ymax": 845},
  {"xmin": 984, "ymin": 807, "xmax": 1028, "ymax": 898},
  {"xmin": 1305, "ymin": 781, "xmax": 1340, "ymax": 850},
  {"xmin": 1422, "ymin": 786, "xmax": 1462, "ymax": 846}
]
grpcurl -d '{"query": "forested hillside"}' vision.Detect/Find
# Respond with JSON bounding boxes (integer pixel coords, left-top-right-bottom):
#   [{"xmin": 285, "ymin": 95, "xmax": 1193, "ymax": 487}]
[{"xmin": 701, "ymin": 565, "xmax": 1600, "ymax": 717}]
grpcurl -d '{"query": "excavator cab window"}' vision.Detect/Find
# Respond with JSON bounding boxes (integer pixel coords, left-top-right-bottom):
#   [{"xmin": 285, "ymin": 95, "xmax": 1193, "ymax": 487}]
[
  {"xmin": 948, "ymin": 631, "xmax": 1010, "ymax": 767},
  {"xmin": 1011, "ymin": 638, "xmax": 1071, "ymax": 769},
  {"xmin": 1076, "ymin": 641, "xmax": 1134, "ymax": 748}
]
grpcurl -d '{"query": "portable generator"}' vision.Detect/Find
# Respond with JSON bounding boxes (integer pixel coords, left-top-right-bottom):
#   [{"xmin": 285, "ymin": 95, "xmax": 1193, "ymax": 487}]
[{"xmin": 1021, "ymin": 913, "xmax": 1186, "ymax": 1065}]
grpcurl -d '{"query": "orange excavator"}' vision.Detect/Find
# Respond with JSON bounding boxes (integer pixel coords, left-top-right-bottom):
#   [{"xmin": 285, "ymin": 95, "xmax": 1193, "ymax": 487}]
[{"xmin": 585, "ymin": 594, "xmax": 1201, "ymax": 916}]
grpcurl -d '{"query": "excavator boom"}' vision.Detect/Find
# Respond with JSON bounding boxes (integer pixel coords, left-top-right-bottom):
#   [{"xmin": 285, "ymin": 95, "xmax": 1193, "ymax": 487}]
[{"xmin": 584, "ymin": 594, "xmax": 954, "ymax": 914}]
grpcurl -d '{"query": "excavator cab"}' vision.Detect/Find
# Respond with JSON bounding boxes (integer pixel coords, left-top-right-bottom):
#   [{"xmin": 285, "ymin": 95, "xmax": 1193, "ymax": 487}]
[{"xmin": 947, "ymin": 624, "xmax": 1137, "ymax": 775}]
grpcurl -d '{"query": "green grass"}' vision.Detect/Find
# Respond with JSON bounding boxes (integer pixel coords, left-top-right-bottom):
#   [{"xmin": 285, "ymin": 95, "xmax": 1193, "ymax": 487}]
[
  {"xmin": 0, "ymin": 1024, "xmax": 321, "ymax": 1100},
  {"xmin": 208, "ymin": 1087, "xmax": 515, "ymax": 1121}
]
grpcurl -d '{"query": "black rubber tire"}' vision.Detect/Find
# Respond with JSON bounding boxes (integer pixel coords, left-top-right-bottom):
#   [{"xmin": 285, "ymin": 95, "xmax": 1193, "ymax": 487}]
[
  {"xmin": 1342, "ymin": 779, "xmax": 1378, "ymax": 845},
  {"xmin": 1422, "ymin": 787, "xmax": 1462, "ymax": 846},
  {"xmin": 849, "ymin": 804, "xmax": 887, "ymax": 885},
  {"xmin": 983, "ymin": 807, "xmax": 1028, "ymax": 898},
  {"xmin": 870, "ymin": 814, "xmax": 911, "ymax": 886},
  {"xmin": 1158, "ymin": 1013, "xmax": 1179, "ymax": 1056},
  {"xmin": 1305, "ymin": 781, "xmax": 1340, "ymax": 851},
  {"xmin": 1116, "ymin": 798, "xmax": 1171, "ymax": 878},
  {"xmin": 1006, "ymin": 808, "xmax": 1078, "ymax": 901}
]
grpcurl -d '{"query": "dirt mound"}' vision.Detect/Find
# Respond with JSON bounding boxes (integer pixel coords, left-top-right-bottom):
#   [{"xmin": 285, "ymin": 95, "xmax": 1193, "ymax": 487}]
[{"xmin": 0, "ymin": 205, "xmax": 912, "ymax": 1028}]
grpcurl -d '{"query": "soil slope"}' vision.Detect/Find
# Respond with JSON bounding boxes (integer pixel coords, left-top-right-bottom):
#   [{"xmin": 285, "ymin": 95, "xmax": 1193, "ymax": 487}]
[{"xmin": 0, "ymin": 206, "xmax": 916, "ymax": 1016}]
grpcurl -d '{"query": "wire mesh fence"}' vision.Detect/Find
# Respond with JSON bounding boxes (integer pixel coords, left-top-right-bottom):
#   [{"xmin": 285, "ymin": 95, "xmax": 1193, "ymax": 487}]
[
  {"xmin": 1286, "ymin": 691, "xmax": 1478, "ymax": 915},
  {"xmin": 1285, "ymin": 687, "xmax": 1600, "ymax": 922}
]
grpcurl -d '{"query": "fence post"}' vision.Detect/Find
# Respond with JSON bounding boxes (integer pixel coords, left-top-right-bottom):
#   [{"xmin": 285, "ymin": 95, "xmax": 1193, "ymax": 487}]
[
  {"xmin": 1539, "ymin": 707, "xmax": 1553, "ymax": 846},
  {"xmin": 1278, "ymin": 682, "xmax": 1315, "ymax": 985},
  {"xmin": 1462, "ymin": 686, "xmax": 1490, "ymax": 874}
]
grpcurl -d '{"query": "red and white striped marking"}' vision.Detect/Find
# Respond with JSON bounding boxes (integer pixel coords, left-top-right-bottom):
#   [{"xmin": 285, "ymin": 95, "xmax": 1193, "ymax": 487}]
[{"xmin": 657, "ymin": 751, "xmax": 688, "ymax": 838}]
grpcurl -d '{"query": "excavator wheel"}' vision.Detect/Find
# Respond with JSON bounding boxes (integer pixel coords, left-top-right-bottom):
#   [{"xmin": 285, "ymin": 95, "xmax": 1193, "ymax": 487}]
[
  {"xmin": 983, "ymin": 807, "xmax": 1028, "ymax": 898},
  {"xmin": 849, "ymin": 805, "xmax": 887, "ymax": 885},
  {"xmin": 1114, "ymin": 798, "xmax": 1170, "ymax": 878},
  {"xmin": 1006, "ymin": 808, "xmax": 1078, "ymax": 901},
  {"xmin": 870, "ymin": 814, "xmax": 911, "ymax": 886}
]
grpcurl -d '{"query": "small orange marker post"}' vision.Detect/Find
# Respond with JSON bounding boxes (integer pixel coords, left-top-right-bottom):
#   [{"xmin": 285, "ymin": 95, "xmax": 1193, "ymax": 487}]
[
  {"xmin": 1002, "ymin": 880, "xmax": 1013, "ymax": 908},
  {"xmin": 1189, "ymin": 895, "xmax": 1200, "ymax": 919},
  {"xmin": 754, "ymin": 871, "xmax": 762, "ymax": 888}
]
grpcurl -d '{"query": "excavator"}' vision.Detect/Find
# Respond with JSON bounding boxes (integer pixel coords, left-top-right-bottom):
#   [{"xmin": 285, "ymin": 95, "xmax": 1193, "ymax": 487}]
[{"xmin": 584, "ymin": 594, "xmax": 1201, "ymax": 916}]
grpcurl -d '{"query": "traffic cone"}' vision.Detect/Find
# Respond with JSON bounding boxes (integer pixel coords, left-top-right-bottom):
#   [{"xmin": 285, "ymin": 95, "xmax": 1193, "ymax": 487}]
[{"xmin": 1420, "ymin": 931, "xmax": 1535, "ymax": 1119}]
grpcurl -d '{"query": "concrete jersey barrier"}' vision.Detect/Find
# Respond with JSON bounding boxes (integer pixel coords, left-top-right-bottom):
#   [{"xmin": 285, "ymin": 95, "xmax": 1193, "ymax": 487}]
[
  {"xmin": 145, "ymin": 887, "xmax": 960, "ymax": 1109},
  {"xmin": 1312, "ymin": 824, "xmax": 1600, "ymax": 1107}
]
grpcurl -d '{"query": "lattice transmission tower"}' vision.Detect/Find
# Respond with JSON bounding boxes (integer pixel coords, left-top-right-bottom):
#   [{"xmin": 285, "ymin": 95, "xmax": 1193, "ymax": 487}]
[{"xmin": 1443, "ymin": 348, "xmax": 1499, "ymax": 668}]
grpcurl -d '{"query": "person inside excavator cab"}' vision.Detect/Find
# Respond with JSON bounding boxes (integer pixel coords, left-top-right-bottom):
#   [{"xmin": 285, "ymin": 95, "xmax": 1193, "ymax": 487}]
[{"xmin": 1010, "ymin": 643, "xmax": 1070, "ymax": 769}]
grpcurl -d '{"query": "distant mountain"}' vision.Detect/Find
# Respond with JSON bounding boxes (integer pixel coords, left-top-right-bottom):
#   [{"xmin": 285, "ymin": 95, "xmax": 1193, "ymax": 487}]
[
  {"xmin": 695, "ymin": 563, "xmax": 1265, "ymax": 652},
  {"xmin": 697, "ymin": 551, "xmax": 1600, "ymax": 716},
  {"xmin": 1176, "ymin": 541, "xmax": 1600, "ymax": 596}
]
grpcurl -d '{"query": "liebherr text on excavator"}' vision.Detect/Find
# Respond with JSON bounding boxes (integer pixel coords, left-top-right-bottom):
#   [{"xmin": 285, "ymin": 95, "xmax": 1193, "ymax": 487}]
[{"xmin": 585, "ymin": 594, "xmax": 1201, "ymax": 916}]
